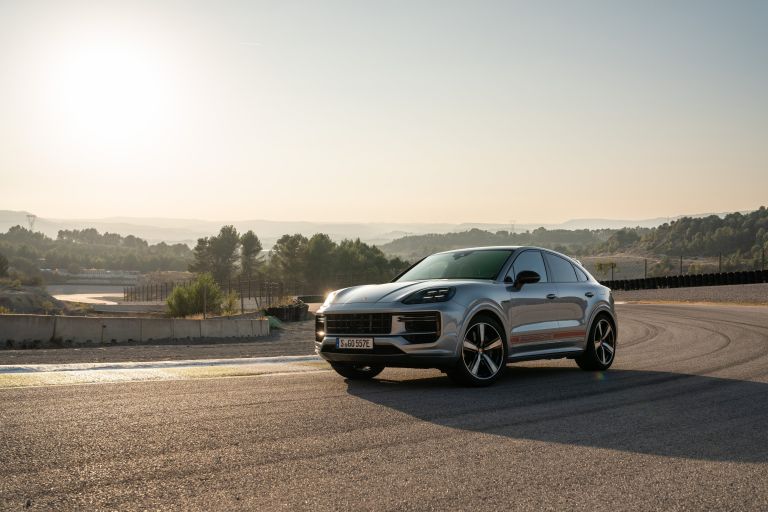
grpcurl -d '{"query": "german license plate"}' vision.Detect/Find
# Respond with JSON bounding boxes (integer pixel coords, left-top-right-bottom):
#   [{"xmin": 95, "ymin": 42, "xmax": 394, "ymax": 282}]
[{"xmin": 336, "ymin": 337, "xmax": 374, "ymax": 350}]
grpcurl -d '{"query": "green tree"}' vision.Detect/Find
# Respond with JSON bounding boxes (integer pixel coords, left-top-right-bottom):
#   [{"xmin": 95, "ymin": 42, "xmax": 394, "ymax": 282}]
[
  {"xmin": 189, "ymin": 237, "xmax": 213, "ymax": 274},
  {"xmin": 240, "ymin": 230, "xmax": 263, "ymax": 279},
  {"xmin": 166, "ymin": 273, "xmax": 223, "ymax": 317},
  {"xmin": 334, "ymin": 238, "xmax": 391, "ymax": 286},
  {"xmin": 304, "ymin": 233, "xmax": 336, "ymax": 291},
  {"xmin": 271, "ymin": 234, "xmax": 308, "ymax": 282},
  {"xmin": 209, "ymin": 225, "xmax": 241, "ymax": 282},
  {"xmin": 388, "ymin": 256, "xmax": 409, "ymax": 277},
  {"xmin": 188, "ymin": 225, "xmax": 241, "ymax": 283},
  {"xmin": 0, "ymin": 252, "xmax": 8, "ymax": 277}
]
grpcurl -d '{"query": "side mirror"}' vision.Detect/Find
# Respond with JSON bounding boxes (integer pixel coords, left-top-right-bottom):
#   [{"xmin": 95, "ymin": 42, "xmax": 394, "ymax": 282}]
[{"xmin": 513, "ymin": 270, "xmax": 541, "ymax": 289}]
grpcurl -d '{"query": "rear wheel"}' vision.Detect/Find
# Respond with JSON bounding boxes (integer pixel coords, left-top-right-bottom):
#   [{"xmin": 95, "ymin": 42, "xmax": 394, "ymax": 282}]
[
  {"xmin": 447, "ymin": 315, "xmax": 507, "ymax": 386},
  {"xmin": 330, "ymin": 363, "xmax": 385, "ymax": 380},
  {"xmin": 576, "ymin": 316, "xmax": 616, "ymax": 371}
]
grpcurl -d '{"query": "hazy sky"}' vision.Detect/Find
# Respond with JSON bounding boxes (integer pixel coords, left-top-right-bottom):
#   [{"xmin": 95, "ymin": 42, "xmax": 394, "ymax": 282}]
[{"xmin": 1, "ymin": 0, "xmax": 766, "ymax": 224}]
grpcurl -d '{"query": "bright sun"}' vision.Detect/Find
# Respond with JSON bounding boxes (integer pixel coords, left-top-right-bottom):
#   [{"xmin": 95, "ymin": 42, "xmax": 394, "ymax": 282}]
[{"xmin": 40, "ymin": 34, "xmax": 180, "ymax": 155}]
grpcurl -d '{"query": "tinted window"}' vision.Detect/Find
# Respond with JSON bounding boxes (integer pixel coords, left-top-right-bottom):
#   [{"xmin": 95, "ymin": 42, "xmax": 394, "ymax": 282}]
[
  {"xmin": 545, "ymin": 253, "xmax": 578, "ymax": 283},
  {"xmin": 511, "ymin": 250, "xmax": 548, "ymax": 283},
  {"xmin": 396, "ymin": 250, "xmax": 513, "ymax": 281},
  {"xmin": 574, "ymin": 265, "xmax": 589, "ymax": 282}
]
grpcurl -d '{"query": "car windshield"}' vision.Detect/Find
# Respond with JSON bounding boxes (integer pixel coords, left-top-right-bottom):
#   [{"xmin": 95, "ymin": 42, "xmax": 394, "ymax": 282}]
[{"xmin": 396, "ymin": 249, "xmax": 514, "ymax": 281}]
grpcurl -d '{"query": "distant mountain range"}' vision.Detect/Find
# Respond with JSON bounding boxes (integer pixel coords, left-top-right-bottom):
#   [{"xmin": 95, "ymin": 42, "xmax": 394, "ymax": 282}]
[{"xmin": 0, "ymin": 210, "xmax": 746, "ymax": 249}]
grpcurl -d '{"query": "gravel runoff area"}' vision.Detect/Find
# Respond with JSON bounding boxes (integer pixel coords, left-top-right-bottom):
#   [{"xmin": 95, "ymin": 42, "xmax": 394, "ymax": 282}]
[{"xmin": 613, "ymin": 282, "xmax": 768, "ymax": 305}]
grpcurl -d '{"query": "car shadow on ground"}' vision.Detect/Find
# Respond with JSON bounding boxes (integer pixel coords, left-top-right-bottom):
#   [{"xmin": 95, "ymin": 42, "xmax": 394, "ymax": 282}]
[{"xmin": 344, "ymin": 366, "xmax": 768, "ymax": 463}]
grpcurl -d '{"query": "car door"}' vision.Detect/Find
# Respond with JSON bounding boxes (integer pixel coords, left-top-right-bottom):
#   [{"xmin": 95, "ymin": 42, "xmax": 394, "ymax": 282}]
[
  {"xmin": 504, "ymin": 249, "xmax": 561, "ymax": 355},
  {"xmin": 542, "ymin": 252, "xmax": 589, "ymax": 349}
]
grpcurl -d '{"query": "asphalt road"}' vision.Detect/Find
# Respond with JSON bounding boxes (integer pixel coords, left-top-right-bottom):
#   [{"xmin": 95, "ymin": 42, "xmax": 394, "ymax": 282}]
[{"xmin": 2, "ymin": 304, "xmax": 768, "ymax": 511}]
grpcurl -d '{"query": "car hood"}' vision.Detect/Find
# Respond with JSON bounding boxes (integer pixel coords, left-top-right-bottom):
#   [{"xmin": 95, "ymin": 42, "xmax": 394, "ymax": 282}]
[{"xmin": 330, "ymin": 280, "xmax": 485, "ymax": 304}]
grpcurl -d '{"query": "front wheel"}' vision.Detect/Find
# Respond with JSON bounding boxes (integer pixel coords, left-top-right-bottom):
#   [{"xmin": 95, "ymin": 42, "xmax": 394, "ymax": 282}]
[
  {"xmin": 576, "ymin": 316, "xmax": 616, "ymax": 371},
  {"xmin": 447, "ymin": 315, "xmax": 507, "ymax": 386},
  {"xmin": 330, "ymin": 363, "xmax": 385, "ymax": 380}
]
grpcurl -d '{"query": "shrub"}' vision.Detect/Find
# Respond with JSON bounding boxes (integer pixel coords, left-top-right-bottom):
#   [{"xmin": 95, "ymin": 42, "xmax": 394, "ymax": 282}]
[
  {"xmin": 222, "ymin": 292, "xmax": 239, "ymax": 316},
  {"xmin": 166, "ymin": 273, "xmax": 223, "ymax": 317}
]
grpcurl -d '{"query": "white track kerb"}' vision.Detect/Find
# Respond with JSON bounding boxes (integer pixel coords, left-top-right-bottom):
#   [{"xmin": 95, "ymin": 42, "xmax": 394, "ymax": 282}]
[{"xmin": 0, "ymin": 355, "xmax": 326, "ymax": 388}]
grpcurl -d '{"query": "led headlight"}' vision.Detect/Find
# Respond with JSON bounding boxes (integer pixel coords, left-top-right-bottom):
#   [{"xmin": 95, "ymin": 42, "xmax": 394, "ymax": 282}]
[
  {"xmin": 315, "ymin": 314, "xmax": 326, "ymax": 342},
  {"xmin": 402, "ymin": 287, "xmax": 456, "ymax": 305}
]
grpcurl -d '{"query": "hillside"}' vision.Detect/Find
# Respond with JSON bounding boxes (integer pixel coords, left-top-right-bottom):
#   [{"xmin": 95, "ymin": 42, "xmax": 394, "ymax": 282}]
[
  {"xmin": 379, "ymin": 228, "xmax": 613, "ymax": 260},
  {"xmin": 0, "ymin": 227, "xmax": 193, "ymax": 282},
  {"xmin": 0, "ymin": 210, "xmax": 724, "ymax": 248},
  {"xmin": 379, "ymin": 207, "xmax": 768, "ymax": 271}
]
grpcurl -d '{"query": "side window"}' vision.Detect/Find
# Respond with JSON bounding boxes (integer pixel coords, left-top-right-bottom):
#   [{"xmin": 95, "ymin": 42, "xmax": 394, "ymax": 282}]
[
  {"xmin": 574, "ymin": 265, "xmax": 589, "ymax": 282},
  {"xmin": 544, "ymin": 253, "xmax": 578, "ymax": 283},
  {"xmin": 510, "ymin": 251, "xmax": 548, "ymax": 283}
]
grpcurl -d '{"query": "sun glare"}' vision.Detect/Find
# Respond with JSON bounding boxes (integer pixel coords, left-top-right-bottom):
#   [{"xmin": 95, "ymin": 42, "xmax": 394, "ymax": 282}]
[{"xmin": 40, "ymin": 34, "xmax": 179, "ymax": 155}]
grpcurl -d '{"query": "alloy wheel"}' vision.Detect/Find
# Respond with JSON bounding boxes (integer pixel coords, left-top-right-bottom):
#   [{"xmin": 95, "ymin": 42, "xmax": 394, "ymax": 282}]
[
  {"xmin": 593, "ymin": 319, "xmax": 615, "ymax": 365},
  {"xmin": 461, "ymin": 322, "xmax": 505, "ymax": 380}
]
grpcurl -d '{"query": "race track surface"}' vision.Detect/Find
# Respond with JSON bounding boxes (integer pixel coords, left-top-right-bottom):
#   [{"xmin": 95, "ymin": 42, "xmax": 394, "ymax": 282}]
[{"xmin": 1, "ymin": 304, "xmax": 767, "ymax": 510}]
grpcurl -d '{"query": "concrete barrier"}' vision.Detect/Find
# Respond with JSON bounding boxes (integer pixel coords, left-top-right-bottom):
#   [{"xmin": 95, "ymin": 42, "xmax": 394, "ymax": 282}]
[
  {"xmin": 200, "ymin": 318, "xmax": 241, "ymax": 338},
  {"xmin": 0, "ymin": 315, "xmax": 55, "ymax": 344},
  {"xmin": 220, "ymin": 319, "xmax": 241, "ymax": 338},
  {"xmin": 54, "ymin": 316, "xmax": 104, "ymax": 344},
  {"xmin": 252, "ymin": 319, "xmax": 268, "ymax": 336},
  {"xmin": 101, "ymin": 317, "xmax": 142, "ymax": 343},
  {"xmin": 140, "ymin": 319, "xmax": 173, "ymax": 341},
  {"xmin": 201, "ymin": 318, "xmax": 223, "ymax": 338},
  {"xmin": 232, "ymin": 319, "xmax": 251, "ymax": 337},
  {"xmin": 0, "ymin": 314, "xmax": 271, "ymax": 348},
  {"xmin": 172, "ymin": 319, "xmax": 202, "ymax": 339}
]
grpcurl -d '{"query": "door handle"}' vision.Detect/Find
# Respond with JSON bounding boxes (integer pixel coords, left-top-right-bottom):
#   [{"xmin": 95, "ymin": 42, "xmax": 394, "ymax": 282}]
[
  {"xmin": 546, "ymin": 293, "xmax": 557, "ymax": 300},
  {"xmin": 585, "ymin": 292, "xmax": 594, "ymax": 298}
]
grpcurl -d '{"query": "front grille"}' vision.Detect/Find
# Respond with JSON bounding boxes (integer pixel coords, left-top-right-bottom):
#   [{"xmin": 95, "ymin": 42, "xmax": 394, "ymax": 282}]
[{"xmin": 325, "ymin": 313, "xmax": 392, "ymax": 335}]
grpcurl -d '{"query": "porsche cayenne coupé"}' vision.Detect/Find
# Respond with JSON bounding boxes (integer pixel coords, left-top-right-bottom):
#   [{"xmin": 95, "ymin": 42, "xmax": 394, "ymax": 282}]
[{"xmin": 315, "ymin": 246, "xmax": 617, "ymax": 386}]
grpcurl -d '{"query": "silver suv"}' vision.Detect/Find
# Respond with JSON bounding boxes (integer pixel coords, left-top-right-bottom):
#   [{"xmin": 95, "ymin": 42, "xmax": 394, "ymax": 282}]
[{"xmin": 315, "ymin": 246, "xmax": 617, "ymax": 386}]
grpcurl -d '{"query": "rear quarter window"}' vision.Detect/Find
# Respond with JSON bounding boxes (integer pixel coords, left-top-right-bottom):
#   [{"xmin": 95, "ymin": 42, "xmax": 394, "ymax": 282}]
[{"xmin": 544, "ymin": 253, "xmax": 578, "ymax": 283}]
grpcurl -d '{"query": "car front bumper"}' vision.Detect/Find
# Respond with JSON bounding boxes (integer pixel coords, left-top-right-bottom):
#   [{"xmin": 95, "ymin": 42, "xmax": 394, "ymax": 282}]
[
  {"xmin": 315, "ymin": 335, "xmax": 458, "ymax": 368},
  {"xmin": 314, "ymin": 301, "xmax": 464, "ymax": 369}
]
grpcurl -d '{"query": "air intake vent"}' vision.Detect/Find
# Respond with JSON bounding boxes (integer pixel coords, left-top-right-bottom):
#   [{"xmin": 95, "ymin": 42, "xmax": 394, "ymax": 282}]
[
  {"xmin": 325, "ymin": 313, "xmax": 392, "ymax": 335},
  {"xmin": 395, "ymin": 312, "xmax": 440, "ymax": 344}
]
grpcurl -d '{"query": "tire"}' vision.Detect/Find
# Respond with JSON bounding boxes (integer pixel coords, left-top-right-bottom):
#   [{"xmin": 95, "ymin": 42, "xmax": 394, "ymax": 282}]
[
  {"xmin": 576, "ymin": 315, "xmax": 616, "ymax": 371},
  {"xmin": 447, "ymin": 314, "xmax": 507, "ymax": 387},
  {"xmin": 330, "ymin": 363, "xmax": 385, "ymax": 380}
]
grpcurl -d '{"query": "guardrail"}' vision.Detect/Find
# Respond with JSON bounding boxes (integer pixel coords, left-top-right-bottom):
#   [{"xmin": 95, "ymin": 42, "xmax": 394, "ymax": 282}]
[{"xmin": 601, "ymin": 269, "xmax": 768, "ymax": 291}]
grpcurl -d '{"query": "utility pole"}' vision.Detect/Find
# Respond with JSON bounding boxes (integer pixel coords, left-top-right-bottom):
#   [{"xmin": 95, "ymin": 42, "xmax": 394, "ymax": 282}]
[
  {"xmin": 644, "ymin": 259, "xmax": 648, "ymax": 279},
  {"xmin": 203, "ymin": 285, "xmax": 207, "ymax": 320}
]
